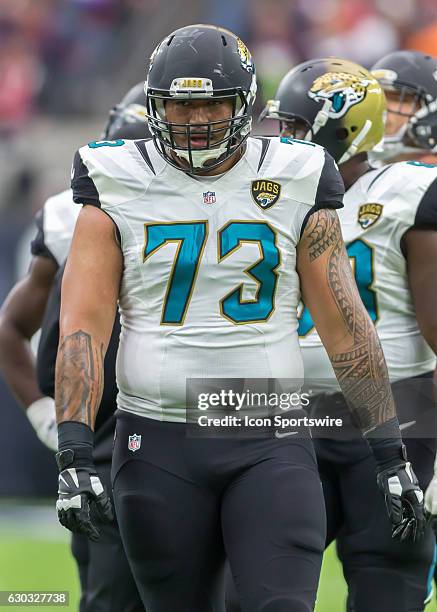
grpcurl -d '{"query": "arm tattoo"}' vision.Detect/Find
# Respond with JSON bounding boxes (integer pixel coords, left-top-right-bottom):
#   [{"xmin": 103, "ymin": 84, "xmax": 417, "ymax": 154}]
[
  {"xmin": 55, "ymin": 330, "xmax": 104, "ymax": 427},
  {"xmin": 306, "ymin": 209, "xmax": 395, "ymax": 432},
  {"xmin": 306, "ymin": 208, "xmax": 342, "ymax": 262}
]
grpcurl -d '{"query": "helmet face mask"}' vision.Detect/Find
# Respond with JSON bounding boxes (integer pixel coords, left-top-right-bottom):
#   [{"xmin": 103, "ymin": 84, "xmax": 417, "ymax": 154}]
[
  {"xmin": 259, "ymin": 102, "xmax": 312, "ymax": 141},
  {"xmin": 145, "ymin": 25, "xmax": 256, "ymax": 174},
  {"xmin": 376, "ymin": 88, "xmax": 425, "ymax": 160},
  {"xmin": 371, "ymin": 51, "xmax": 437, "ymax": 159},
  {"xmin": 384, "ymin": 87, "xmax": 426, "ymax": 118},
  {"xmin": 280, "ymin": 117, "xmax": 313, "ymax": 141},
  {"xmin": 147, "ymin": 89, "xmax": 253, "ymax": 172},
  {"xmin": 260, "ymin": 58, "xmax": 386, "ymax": 164}
]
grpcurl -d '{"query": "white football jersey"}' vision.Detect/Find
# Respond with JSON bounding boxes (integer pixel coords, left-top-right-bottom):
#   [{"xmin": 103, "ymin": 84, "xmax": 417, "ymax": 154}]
[
  {"xmin": 300, "ymin": 160, "xmax": 437, "ymax": 391},
  {"xmin": 72, "ymin": 136, "xmax": 344, "ymax": 422},
  {"xmin": 31, "ymin": 189, "xmax": 79, "ymax": 266}
]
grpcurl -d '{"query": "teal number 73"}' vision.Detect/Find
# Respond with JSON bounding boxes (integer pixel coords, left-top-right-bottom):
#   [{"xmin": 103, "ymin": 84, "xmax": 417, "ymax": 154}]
[
  {"xmin": 298, "ymin": 238, "xmax": 378, "ymax": 336},
  {"xmin": 143, "ymin": 221, "xmax": 279, "ymax": 325}
]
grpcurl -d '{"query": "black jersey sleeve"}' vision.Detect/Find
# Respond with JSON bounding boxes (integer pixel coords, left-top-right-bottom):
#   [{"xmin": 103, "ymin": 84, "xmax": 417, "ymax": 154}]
[
  {"xmin": 315, "ymin": 150, "xmax": 345, "ymax": 210},
  {"xmin": 300, "ymin": 150, "xmax": 345, "ymax": 236},
  {"xmin": 414, "ymin": 176, "xmax": 437, "ymax": 229},
  {"xmin": 71, "ymin": 149, "xmax": 101, "ymax": 207},
  {"xmin": 30, "ymin": 209, "xmax": 57, "ymax": 262}
]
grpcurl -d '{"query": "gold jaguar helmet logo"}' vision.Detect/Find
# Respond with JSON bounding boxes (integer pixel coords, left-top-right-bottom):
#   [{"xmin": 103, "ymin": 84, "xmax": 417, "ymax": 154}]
[
  {"xmin": 236, "ymin": 38, "xmax": 254, "ymax": 73},
  {"xmin": 308, "ymin": 72, "xmax": 372, "ymax": 118}
]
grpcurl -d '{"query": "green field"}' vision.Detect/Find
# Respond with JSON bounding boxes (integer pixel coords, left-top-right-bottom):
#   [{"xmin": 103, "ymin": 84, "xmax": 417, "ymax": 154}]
[{"xmin": 0, "ymin": 503, "xmax": 436, "ymax": 612}]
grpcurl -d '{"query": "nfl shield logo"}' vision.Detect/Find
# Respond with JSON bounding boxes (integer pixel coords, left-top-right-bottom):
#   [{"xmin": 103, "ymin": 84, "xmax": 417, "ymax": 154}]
[
  {"xmin": 203, "ymin": 191, "xmax": 216, "ymax": 204},
  {"xmin": 128, "ymin": 434, "xmax": 141, "ymax": 452}
]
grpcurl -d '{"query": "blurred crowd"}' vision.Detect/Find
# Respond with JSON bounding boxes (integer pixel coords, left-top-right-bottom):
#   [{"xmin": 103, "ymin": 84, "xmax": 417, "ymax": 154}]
[
  {"xmin": 0, "ymin": 0, "xmax": 436, "ymax": 231},
  {"xmin": 1, "ymin": 0, "xmax": 436, "ymax": 127},
  {"xmin": 0, "ymin": 0, "xmax": 159, "ymax": 126}
]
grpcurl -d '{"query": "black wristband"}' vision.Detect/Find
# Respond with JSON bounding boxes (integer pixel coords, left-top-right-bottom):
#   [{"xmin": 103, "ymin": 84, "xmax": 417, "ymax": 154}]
[
  {"xmin": 57, "ymin": 421, "xmax": 94, "ymax": 468},
  {"xmin": 364, "ymin": 416, "xmax": 406, "ymax": 469}
]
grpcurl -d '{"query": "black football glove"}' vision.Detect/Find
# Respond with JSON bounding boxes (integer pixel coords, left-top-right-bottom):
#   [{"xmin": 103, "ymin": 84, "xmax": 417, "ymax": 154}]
[
  {"xmin": 56, "ymin": 448, "xmax": 113, "ymax": 542},
  {"xmin": 376, "ymin": 460, "xmax": 426, "ymax": 542}
]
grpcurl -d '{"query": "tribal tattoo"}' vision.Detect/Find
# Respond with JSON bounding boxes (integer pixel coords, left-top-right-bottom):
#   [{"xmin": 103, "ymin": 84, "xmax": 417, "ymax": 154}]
[
  {"xmin": 307, "ymin": 208, "xmax": 342, "ymax": 263},
  {"xmin": 55, "ymin": 330, "xmax": 104, "ymax": 427},
  {"xmin": 305, "ymin": 209, "xmax": 395, "ymax": 432}
]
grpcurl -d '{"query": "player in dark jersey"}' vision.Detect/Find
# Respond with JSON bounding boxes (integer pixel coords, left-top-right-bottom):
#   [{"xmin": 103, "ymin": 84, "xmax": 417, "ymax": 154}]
[
  {"xmin": 258, "ymin": 56, "xmax": 437, "ymax": 612},
  {"xmin": 0, "ymin": 82, "xmax": 148, "ymax": 612}
]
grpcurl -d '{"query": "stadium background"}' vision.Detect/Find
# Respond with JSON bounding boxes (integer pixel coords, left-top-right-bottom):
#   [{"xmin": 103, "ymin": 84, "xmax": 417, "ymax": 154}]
[{"xmin": 0, "ymin": 0, "xmax": 436, "ymax": 609}]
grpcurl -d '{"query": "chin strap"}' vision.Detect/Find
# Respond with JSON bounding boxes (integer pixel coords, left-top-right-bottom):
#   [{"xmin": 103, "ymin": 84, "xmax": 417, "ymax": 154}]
[
  {"xmin": 174, "ymin": 116, "xmax": 252, "ymax": 170},
  {"xmin": 338, "ymin": 119, "xmax": 373, "ymax": 164},
  {"xmin": 370, "ymin": 130, "xmax": 425, "ymax": 162},
  {"xmin": 175, "ymin": 143, "xmax": 230, "ymax": 169},
  {"xmin": 312, "ymin": 99, "xmax": 332, "ymax": 136}
]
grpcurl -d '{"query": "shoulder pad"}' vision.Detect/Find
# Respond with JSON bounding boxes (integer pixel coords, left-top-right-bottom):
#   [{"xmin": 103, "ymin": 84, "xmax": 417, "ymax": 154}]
[
  {"xmin": 31, "ymin": 190, "xmax": 78, "ymax": 265},
  {"xmin": 72, "ymin": 140, "xmax": 157, "ymax": 209}
]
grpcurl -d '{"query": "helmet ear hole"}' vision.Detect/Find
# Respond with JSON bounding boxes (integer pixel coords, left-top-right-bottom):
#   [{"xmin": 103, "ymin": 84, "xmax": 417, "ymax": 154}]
[
  {"xmin": 336, "ymin": 127, "xmax": 349, "ymax": 140},
  {"xmin": 351, "ymin": 125, "xmax": 358, "ymax": 132}
]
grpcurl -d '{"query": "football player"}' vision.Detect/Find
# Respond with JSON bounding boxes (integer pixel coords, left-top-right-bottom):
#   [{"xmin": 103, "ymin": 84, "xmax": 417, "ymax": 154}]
[
  {"xmin": 371, "ymin": 50, "xmax": 437, "ymax": 166},
  {"xmin": 0, "ymin": 82, "xmax": 147, "ymax": 612},
  {"xmin": 261, "ymin": 57, "xmax": 437, "ymax": 611},
  {"xmin": 372, "ymin": 49, "xmax": 437, "ymax": 601},
  {"xmin": 57, "ymin": 26, "xmax": 425, "ymax": 612}
]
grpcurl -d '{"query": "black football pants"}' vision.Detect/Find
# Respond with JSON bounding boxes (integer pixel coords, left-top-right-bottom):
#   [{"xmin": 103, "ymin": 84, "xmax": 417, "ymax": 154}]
[
  {"xmin": 315, "ymin": 373, "xmax": 437, "ymax": 612},
  {"xmin": 112, "ymin": 410, "xmax": 326, "ymax": 612},
  {"xmin": 71, "ymin": 461, "xmax": 144, "ymax": 612}
]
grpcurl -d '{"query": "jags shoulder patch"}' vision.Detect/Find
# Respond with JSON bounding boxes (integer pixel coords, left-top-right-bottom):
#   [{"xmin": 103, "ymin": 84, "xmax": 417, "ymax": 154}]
[
  {"xmin": 251, "ymin": 179, "xmax": 281, "ymax": 210},
  {"xmin": 358, "ymin": 203, "xmax": 383, "ymax": 229}
]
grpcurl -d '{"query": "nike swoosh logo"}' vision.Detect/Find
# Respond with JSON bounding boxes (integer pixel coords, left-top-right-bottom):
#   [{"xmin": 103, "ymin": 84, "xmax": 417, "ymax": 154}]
[
  {"xmin": 399, "ymin": 420, "xmax": 416, "ymax": 431},
  {"xmin": 275, "ymin": 430, "xmax": 298, "ymax": 439}
]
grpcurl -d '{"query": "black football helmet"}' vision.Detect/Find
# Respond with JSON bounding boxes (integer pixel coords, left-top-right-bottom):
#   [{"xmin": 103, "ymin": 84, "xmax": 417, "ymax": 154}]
[
  {"xmin": 260, "ymin": 58, "xmax": 385, "ymax": 163},
  {"xmin": 371, "ymin": 51, "xmax": 437, "ymax": 157},
  {"xmin": 145, "ymin": 24, "xmax": 257, "ymax": 174},
  {"xmin": 102, "ymin": 82, "xmax": 148, "ymax": 140}
]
